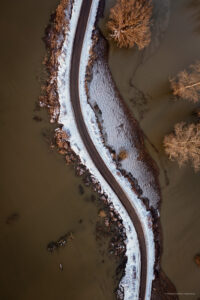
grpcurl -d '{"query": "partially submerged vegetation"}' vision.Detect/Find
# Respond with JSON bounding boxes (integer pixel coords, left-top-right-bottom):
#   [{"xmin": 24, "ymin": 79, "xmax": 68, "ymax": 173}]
[
  {"xmin": 164, "ymin": 122, "xmax": 200, "ymax": 172},
  {"xmin": 47, "ymin": 231, "xmax": 74, "ymax": 253},
  {"xmin": 106, "ymin": 1, "xmax": 200, "ymax": 173},
  {"xmin": 170, "ymin": 61, "xmax": 200, "ymax": 103},
  {"xmin": 194, "ymin": 254, "xmax": 200, "ymax": 267},
  {"xmin": 164, "ymin": 62, "xmax": 200, "ymax": 172},
  {"xmin": 107, "ymin": 0, "xmax": 152, "ymax": 49}
]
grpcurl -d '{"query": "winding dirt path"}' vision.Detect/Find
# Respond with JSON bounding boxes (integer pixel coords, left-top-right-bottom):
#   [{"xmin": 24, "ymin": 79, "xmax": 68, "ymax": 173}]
[{"xmin": 70, "ymin": 1, "xmax": 149, "ymax": 299}]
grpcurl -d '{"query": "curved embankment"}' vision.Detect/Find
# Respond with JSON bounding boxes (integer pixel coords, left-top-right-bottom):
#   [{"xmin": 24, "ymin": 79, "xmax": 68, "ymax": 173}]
[
  {"xmin": 42, "ymin": 0, "xmax": 179, "ymax": 299},
  {"xmin": 70, "ymin": 1, "xmax": 148, "ymax": 299}
]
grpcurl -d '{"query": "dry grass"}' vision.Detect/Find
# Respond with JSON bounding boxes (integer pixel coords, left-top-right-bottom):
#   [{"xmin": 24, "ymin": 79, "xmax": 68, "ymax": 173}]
[{"xmin": 107, "ymin": 0, "xmax": 152, "ymax": 50}]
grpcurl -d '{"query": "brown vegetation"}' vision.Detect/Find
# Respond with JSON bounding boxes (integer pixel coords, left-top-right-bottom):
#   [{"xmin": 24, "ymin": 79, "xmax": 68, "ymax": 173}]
[
  {"xmin": 40, "ymin": 0, "xmax": 70, "ymax": 123},
  {"xmin": 98, "ymin": 210, "xmax": 107, "ymax": 218},
  {"xmin": 107, "ymin": 0, "xmax": 152, "ymax": 49},
  {"xmin": 193, "ymin": 107, "xmax": 200, "ymax": 119},
  {"xmin": 170, "ymin": 61, "xmax": 200, "ymax": 103},
  {"xmin": 163, "ymin": 122, "xmax": 200, "ymax": 171},
  {"xmin": 194, "ymin": 254, "xmax": 200, "ymax": 267},
  {"xmin": 118, "ymin": 149, "xmax": 128, "ymax": 161}
]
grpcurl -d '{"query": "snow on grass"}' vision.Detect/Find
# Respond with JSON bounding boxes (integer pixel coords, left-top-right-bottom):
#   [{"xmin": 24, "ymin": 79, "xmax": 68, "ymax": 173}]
[
  {"xmin": 89, "ymin": 57, "xmax": 160, "ymax": 209},
  {"xmin": 57, "ymin": 0, "xmax": 156, "ymax": 299}
]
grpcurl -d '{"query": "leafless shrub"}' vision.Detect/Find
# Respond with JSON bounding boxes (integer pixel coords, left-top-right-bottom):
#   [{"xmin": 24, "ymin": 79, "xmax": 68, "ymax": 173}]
[
  {"xmin": 163, "ymin": 122, "xmax": 200, "ymax": 172},
  {"xmin": 107, "ymin": 0, "xmax": 152, "ymax": 50},
  {"xmin": 170, "ymin": 61, "xmax": 200, "ymax": 103}
]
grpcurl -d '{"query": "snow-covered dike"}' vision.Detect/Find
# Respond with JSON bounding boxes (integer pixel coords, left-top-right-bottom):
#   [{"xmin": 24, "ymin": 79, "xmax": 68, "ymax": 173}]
[{"xmin": 57, "ymin": 1, "xmax": 156, "ymax": 299}]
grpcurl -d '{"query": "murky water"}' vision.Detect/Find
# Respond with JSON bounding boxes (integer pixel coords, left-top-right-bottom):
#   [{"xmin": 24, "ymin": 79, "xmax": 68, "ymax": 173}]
[
  {"xmin": 1, "ymin": 0, "xmax": 200, "ymax": 299},
  {"xmin": 102, "ymin": 0, "xmax": 200, "ymax": 299},
  {"xmin": 0, "ymin": 1, "xmax": 120, "ymax": 300}
]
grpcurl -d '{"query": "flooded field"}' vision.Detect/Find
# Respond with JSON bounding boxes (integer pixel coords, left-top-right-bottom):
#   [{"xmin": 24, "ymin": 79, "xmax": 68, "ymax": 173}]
[
  {"xmin": 103, "ymin": 0, "xmax": 200, "ymax": 299},
  {"xmin": 0, "ymin": 1, "xmax": 121, "ymax": 300},
  {"xmin": 1, "ymin": 0, "xmax": 200, "ymax": 299}
]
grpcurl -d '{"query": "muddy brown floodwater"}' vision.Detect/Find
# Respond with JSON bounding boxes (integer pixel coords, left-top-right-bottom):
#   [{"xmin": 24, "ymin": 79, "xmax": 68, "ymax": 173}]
[
  {"xmin": 0, "ymin": 1, "xmax": 122, "ymax": 300},
  {"xmin": 1, "ymin": 0, "xmax": 200, "ymax": 299},
  {"xmin": 101, "ymin": 0, "xmax": 200, "ymax": 299}
]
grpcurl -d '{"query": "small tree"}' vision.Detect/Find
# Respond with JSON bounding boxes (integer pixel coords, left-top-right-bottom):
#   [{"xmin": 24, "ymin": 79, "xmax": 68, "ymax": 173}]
[
  {"xmin": 163, "ymin": 122, "xmax": 200, "ymax": 172},
  {"xmin": 170, "ymin": 61, "xmax": 200, "ymax": 103},
  {"xmin": 107, "ymin": 0, "xmax": 152, "ymax": 50}
]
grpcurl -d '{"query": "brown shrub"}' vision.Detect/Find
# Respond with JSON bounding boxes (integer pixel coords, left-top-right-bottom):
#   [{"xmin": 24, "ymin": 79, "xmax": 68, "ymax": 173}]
[
  {"xmin": 107, "ymin": 0, "xmax": 152, "ymax": 50},
  {"xmin": 163, "ymin": 122, "xmax": 200, "ymax": 172},
  {"xmin": 118, "ymin": 150, "xmax": 128, "ymax": 161},
  {"xmin": 170, "ymin": 61, "xmax": 200, "ymax": 103}
]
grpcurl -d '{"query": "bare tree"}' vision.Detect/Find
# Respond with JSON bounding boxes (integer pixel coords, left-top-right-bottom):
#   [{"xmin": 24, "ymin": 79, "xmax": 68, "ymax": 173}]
[
  {"xmin": 107, "ymin": 0, "xmax": 152, "ymax": 50},
  {"xmin": 170, "ymin": 61, "xmax": 200, "ymax": 103},
  {"xmin": 163, "ymin": 122, "xmax": 200, "ymax": 171}
]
